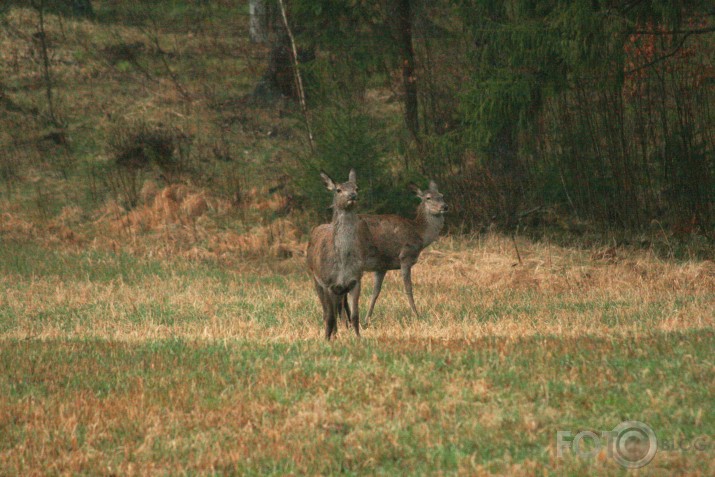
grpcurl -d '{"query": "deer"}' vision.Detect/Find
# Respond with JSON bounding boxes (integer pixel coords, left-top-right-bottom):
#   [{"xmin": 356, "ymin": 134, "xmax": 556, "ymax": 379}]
[
  {"xmin": 306, "ymin": 169, "xmax": 372, "ymax": 340},
  {"xmin": 341, "ymin": 180, "xmax": 448, "ymax": 326}
]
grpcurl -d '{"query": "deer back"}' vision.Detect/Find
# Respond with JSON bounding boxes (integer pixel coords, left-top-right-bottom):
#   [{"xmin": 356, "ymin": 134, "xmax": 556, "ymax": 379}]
[{"xmin": 358, "ymin": 214, "xmax": 423, "ymax": 270}]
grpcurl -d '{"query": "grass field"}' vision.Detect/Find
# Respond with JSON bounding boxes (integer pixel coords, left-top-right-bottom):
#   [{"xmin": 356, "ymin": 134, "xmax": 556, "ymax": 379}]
[{"xmin": 1, "ymin": 235, "xmax": 713, "ymax": 475}]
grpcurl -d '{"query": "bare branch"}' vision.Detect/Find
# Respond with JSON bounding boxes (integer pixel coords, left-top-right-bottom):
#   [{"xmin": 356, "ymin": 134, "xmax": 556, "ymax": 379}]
[
  {"xmin": 277, "ymin": 0, "xmax": 315, "ymax": 152},
  {"xmin": 624, "ymin": 32, "xmax": 694, "ymax": 76}
]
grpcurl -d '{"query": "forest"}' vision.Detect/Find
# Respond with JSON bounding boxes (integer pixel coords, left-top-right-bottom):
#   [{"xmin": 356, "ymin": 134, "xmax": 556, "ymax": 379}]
[{"xmin": 1, "ymin": 1, "xmax": 713, "ymax": 249}]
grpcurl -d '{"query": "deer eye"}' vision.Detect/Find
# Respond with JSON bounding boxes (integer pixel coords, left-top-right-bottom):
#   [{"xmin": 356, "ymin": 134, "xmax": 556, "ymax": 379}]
[{"xmin": 336, "ymin": 188, "xmax": 342, "ymax": 193}]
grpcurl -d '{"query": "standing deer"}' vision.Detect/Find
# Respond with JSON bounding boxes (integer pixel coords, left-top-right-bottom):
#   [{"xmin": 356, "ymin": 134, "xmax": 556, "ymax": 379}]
[
  {"xmin": 306, "ymin": 169, "xmax": 370, "ymax": 339},
  {"xmin": 343, "ymin": 180, "xmax": 448, "ymax": 325}
]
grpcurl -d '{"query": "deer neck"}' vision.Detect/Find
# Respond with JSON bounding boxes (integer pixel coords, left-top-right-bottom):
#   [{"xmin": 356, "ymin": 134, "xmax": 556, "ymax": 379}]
[
  {"xmin": 332, "ymin": 207, "xmax": 360, "ymax": 263},
  {"xmin": 415, "ymin": 203, "xmax": 444, "ymax": 248}
]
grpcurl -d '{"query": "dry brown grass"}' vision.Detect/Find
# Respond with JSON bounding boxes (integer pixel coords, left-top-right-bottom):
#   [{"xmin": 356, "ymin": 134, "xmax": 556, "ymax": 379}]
[
  {"xmin": 0, "ymin": 175, "xmax": 302, "ymax": 262},
  {"xmin": 1, "ymin": 233, "xmax": 712, "ymax": 343},
  {"xmin": 1, "ymin": 233, "xmax": 713, "ymax": 475}
]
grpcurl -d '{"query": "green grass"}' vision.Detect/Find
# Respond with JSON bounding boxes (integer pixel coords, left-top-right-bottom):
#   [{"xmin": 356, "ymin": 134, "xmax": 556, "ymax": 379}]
[
  {"xmin": 0, "ymin": 241, "xmax": 163, "ymax": 282},
  {"xmin": 0, "ymin": 238, "xmax": 713, "ymax": 474},
  {"xmin": 1, "ymin": 333, "xmax": 712, "ymax": 474}
]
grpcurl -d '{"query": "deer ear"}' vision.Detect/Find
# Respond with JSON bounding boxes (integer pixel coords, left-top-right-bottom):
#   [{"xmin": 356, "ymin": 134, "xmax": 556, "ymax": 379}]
[
  {"xmin": 428, "ymin": 180, "xmax": 439, "ymax": 192},
  {"xmin": 320, "ymin": 171, "xmax": 336, "ymax": 191},
  {"xmin": 408, "ymin": 182, "xmax": 423, "ymax": 197},
  {"xmin": 348, "ymin": 169, "xmax": 356, "ymax": 183}
]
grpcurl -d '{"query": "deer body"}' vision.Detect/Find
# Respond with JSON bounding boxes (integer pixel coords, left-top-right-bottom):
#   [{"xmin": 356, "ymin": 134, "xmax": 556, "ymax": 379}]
[
  {"xmin": 309, "ymin": 213, "xmax": 363, "ymax": 296},
  {"xmin": 353, "ymin": 181, "xmax": 448, "ymax": 323},
  {"xmin": 360, "ymin": 207, "xmax": 444, "ymax": 270},
  {"xmin": 306, "ymin": 170, "xmax": 368, "ymax": 339}
]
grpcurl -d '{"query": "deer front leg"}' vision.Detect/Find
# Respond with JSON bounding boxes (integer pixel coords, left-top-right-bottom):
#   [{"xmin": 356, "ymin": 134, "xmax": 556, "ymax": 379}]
[
  {"xmin": 313, "ymin": 277, "xmax": 330, "ymax": 328},
  {"xmin": 365, "ymin": 271, "xmax": 386, "ymax": 326},
  {"xmin": 325, "ymin": 293, "xmax": 339, "ymax": 340},
  {"xmin": 348, "ymin": 280, "xmax": 361, "ymax": 337},
  {"xmin": 340, "ymin": 295, "xmax": 351, "ymax": 329},
  {"xmin": 400, "ymin": 263, "xmax": 419, "ymax": 316}
]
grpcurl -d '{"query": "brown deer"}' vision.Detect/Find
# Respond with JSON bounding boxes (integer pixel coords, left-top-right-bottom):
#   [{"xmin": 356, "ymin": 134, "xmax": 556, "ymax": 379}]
[
  {"xmin": 306, "ymin": 169, "xmax": 370, "ymax": 339},
  {"xmin": 343, "ymin": 180, "xmax": 448, "ymax": 325}
]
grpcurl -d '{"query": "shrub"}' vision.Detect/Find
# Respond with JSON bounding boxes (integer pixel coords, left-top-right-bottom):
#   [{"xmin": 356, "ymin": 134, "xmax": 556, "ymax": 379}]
[
  {"xmin": 292, "ymin": 102, "xmax": 413, "ymax": 222},
  {"xmin": 106, "ymin": 121, "xmax": 188, "ymax": 208}
]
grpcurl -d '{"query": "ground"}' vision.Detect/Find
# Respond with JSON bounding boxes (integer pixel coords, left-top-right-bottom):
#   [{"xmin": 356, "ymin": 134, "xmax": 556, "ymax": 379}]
[{"xmin": 1, "ymin": 235, "xmax": 713, "ymax": 475}]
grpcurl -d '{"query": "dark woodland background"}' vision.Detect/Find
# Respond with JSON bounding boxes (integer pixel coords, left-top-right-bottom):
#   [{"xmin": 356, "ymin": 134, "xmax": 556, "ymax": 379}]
[{"xmin": 1, "ymin": 0, "xmax": 713, "ymax": 256}]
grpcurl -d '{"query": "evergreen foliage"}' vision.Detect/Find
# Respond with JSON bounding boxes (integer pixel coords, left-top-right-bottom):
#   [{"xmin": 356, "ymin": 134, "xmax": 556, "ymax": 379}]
[{"xmin": 289, "ymin": 0, "xmax": 713, "ymax": 230}]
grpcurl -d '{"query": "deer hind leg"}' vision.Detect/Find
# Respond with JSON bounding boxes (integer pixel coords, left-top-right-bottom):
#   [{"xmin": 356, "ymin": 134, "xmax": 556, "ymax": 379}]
[
  {"xmin": 365, "ymin": 271, "xmax": 386, "ymax": 326},
  {"xmin": 400, "ymin": 263, "xmax": 419, "ymax": 316}
]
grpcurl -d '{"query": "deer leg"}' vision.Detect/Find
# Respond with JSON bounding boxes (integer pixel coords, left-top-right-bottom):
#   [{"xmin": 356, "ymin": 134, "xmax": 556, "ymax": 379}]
[
  {"xmin": 325, "ymin": 293, "xmax": 339, "ymax": 340},
  {"xmin": 342, "ymin": 295, "xmax": 351, "ymax": 329},
  {"xmin": 337, "ymin": 296, "xmax": 344, "ymax": 328},
  {"xmin": 365, "ymin": 271, "xmax": 386, "ymax": 326},
  {"xmin": 313, "ymin": 277, "xmax": 329, "ymax": 318},
  {"xmin": 315, "ymin": 279, "xmax": 335, "ymax": 340},
  {"xmin": 348, "ymin": 280, "xmax": 361, "ymax": 337},
  {"xmin": 400, "ymin": 264, "xmax": 419, "ymax": 316}
]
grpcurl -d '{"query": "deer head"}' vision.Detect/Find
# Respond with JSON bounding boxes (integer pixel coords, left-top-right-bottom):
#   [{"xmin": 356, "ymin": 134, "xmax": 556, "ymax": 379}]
[
  {"xmin": 409, "ymin": 180, "xmax": 448, "ymax": 215},
  {"xmin": 321, "ymin": 169, "xmax": 359, "ymax": 211}
]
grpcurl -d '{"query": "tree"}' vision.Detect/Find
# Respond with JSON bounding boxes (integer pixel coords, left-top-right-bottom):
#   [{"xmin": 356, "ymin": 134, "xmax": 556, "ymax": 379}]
[
  {"xmin": 249, "ymin": 0, "xmax": 268, "ymax": 43},
  {"xmin": 31, "ymin": 0, "xmax": 61, "ymax": 127},
  {"xmin": 395, "ymin": 0, "xmax": 419, "ymax": 139},
  {"xmin": 455, "ymin": 0, "xmax": 713, "ymax": 228}
]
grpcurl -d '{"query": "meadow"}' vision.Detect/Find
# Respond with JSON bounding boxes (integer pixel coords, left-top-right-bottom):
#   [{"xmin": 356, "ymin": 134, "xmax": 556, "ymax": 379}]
[
  {"xmin": 1, "ymin": 2, "xmax": 714, "ymax": 475},
  {"xmin": 1, "ymin": 234, "xmax": 713, "ymax": 475}
]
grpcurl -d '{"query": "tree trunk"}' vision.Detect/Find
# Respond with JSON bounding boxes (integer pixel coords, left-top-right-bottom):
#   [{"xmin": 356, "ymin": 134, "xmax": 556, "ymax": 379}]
[
  {"xmin": 396, "ymin": 0, "xmax": 419, "ymax": 140},
  {"xmin": 33, "ymin": 0, "xmax": 60, "ymax": 127},
  {"xmin": 249, "ymin": 0, "xmax": 268, "ymax": 43},
  {"xmin": 251, "ymin": 4, "xmax": 314, "ymax": 106}
]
